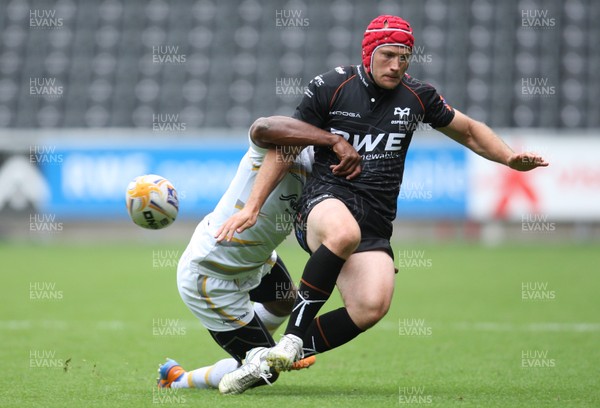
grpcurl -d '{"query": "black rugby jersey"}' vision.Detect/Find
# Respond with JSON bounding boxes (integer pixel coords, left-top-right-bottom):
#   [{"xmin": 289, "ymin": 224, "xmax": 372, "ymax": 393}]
[{"xmin": 293, "ymin": 64, "xmax": 455, "ymax": 222}]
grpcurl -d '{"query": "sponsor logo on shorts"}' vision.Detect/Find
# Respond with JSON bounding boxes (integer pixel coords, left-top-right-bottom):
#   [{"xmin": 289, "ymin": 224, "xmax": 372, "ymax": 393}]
[{"xmin": 221, "ymin": 311, "xmax": 249, "ymax": 326}]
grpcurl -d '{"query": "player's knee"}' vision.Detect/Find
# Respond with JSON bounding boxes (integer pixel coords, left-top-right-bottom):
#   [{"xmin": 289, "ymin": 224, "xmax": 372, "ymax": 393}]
[
  {"xmin": 322, "ymin": 223, "xmax": 361, "ymax": 258},
  {"xmin": 348, "ymin": 299, "xmax": 390, "ymax": 330},
  {"xmin": 364, "ymin": 304, "xmax": 390, "ymax": 329}
]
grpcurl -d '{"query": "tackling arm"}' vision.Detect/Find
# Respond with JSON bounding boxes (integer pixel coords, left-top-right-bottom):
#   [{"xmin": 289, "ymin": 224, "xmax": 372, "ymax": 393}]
[
  {"xmin": 250, "ymin": 115, "xmax": 339, "ymax": 147},
  {"xmin": 438, "ymin": 109, "xmax": 549, "ymax": 171},
  {"xmin": 251, "ymin": 116, "xmax": 361, "ymax": 178},
  {"xmin": 215, "ymin": 116, "xmax": 361, "ymax": 242}
]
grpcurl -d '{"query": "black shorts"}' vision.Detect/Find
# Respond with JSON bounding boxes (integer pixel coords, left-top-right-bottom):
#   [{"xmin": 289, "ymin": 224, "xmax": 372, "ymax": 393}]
[{"xmin": 294, "ymin": 185, "xmax": 394, "ymax": 259}]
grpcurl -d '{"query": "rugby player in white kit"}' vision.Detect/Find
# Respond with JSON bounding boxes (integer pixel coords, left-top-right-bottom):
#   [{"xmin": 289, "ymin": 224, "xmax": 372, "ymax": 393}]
[{"xmin": 156, "ymin": 116, "xmax": 361, "ymax": 392}]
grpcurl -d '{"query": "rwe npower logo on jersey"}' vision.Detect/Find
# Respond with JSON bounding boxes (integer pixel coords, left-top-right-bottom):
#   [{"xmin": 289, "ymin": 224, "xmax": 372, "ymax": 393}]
[{"xmin": 330, "ymin": 128, "xmax": 406, "ymax": 160}]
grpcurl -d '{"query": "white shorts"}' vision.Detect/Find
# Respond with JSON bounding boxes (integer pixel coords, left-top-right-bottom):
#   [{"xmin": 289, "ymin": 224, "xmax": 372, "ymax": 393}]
[{"xmin": 177, "ymin": 248, "xmax": 276, "ymax": 332}]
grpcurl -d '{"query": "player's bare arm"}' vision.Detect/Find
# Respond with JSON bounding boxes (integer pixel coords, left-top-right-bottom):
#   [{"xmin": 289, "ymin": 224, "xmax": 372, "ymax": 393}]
[
  {"xmin": 215, "ymin": 116, "xmax": 361, "ymax": 242},
  {"xmin": 438, "ymin": 109, "xmax": 550, "ymax": 171},
  {"xmin": 251, "ymin": 115, "xmax": 362, "ymax": 178},
  {"xmin": 215, "ymin": 148, "xmax": 289, "ymax": 242}
]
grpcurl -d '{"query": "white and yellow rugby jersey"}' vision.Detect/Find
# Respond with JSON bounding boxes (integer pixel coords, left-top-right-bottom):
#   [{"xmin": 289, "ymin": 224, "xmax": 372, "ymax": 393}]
[{"xmin": 184, "ymin": 135, "xmax": 313, "ymax": 280}]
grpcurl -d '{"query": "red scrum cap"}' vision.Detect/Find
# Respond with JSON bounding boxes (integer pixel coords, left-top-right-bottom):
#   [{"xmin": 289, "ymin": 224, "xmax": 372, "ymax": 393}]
[{"xmin": 362, "ymin": 15, "xmax": 414, "ymax": 73}]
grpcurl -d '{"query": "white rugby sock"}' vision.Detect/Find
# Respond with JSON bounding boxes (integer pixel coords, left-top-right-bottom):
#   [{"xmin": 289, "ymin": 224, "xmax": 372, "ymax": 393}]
[
  {"xmin": 253, "ymin": 302, "xmax": 286, "ymax": 335},
  {"xmin": 171, "ymin": 358, "xmax": 239, "ymax": 389}
]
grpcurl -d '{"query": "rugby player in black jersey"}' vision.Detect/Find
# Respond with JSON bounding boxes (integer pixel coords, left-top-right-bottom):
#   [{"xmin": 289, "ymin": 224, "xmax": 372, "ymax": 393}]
[{"xmin": 216, "ymin": 15, "xmax": 548, "ymax": 392}]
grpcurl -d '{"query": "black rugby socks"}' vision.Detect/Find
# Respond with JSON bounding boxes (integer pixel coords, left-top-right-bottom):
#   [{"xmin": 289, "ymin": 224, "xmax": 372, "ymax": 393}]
[
  {"xmin": 285, "ymin": 244, "xmax": 346, "ymax": 338},
  {"xmin": 302, "ymin": 308, "xmax": 364, "ymax": 356}
]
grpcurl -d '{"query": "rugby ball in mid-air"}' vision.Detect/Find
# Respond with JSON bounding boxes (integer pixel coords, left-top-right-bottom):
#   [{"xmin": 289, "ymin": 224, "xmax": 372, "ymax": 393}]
[{"xmin": 126, "ymin": 174, "xmax": 178, "ymax": 230}]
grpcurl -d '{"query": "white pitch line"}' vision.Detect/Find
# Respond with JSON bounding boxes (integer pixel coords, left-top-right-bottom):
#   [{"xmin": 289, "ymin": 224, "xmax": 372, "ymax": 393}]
[
  {"xmin": 2, "ymin": 320, "xmax": 599, "ymax": 333},
  {"xmin": 0, "ymin": 320, "xmax": 202, "ymax": 331},
  {"xmin": 452, "ymin": 322, "xmax": 600, "ymax": 332},
  {"xmin": 373, "ymin": 320, "xmax": 600, "ymax": 333}
]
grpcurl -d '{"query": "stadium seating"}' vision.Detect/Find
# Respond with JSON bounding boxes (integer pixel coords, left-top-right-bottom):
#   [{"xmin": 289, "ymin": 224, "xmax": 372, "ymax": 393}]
[{"xmin": 0, "ymin": 0, "xmax": 596, "ymax": 128}]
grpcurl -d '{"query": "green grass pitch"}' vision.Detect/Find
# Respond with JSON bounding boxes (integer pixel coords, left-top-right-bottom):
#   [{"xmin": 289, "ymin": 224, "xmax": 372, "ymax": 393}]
[{"xmin": 1, "ymin": 241, "xmax": 599, "ymax": 407}]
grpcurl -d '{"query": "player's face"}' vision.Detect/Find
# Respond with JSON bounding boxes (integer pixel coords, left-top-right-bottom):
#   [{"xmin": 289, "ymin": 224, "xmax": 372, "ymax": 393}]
[{"xmin": 371, "ymin": 45, "xmax": 411, "ymax": 89}]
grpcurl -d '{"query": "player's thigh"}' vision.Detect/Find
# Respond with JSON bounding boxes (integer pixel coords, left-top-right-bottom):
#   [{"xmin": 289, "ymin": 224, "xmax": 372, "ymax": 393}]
[
  {"xmin": 177, "ymin": 260, "xmax": 260, "ymax": 332},
  {"xmin": 336, "ymin": 250, "xmax": 396, "ymax": 329},
  {"xmin": 305, "ymin": 198, "xmax": 361, "ymax": 255}
]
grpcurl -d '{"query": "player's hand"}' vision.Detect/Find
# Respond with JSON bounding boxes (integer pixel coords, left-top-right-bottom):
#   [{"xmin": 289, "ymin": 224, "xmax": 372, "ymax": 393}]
[
  {"xmin": 330, "ymin": 138, "xmax": 362, "ymax": 180},
  {"xmin": 214, "ymin": 207, "xmax": 259, "ymax": 242},
  {"xmin": 507, "ymin": 152, "xmax": 549, "ymax": 171}
]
